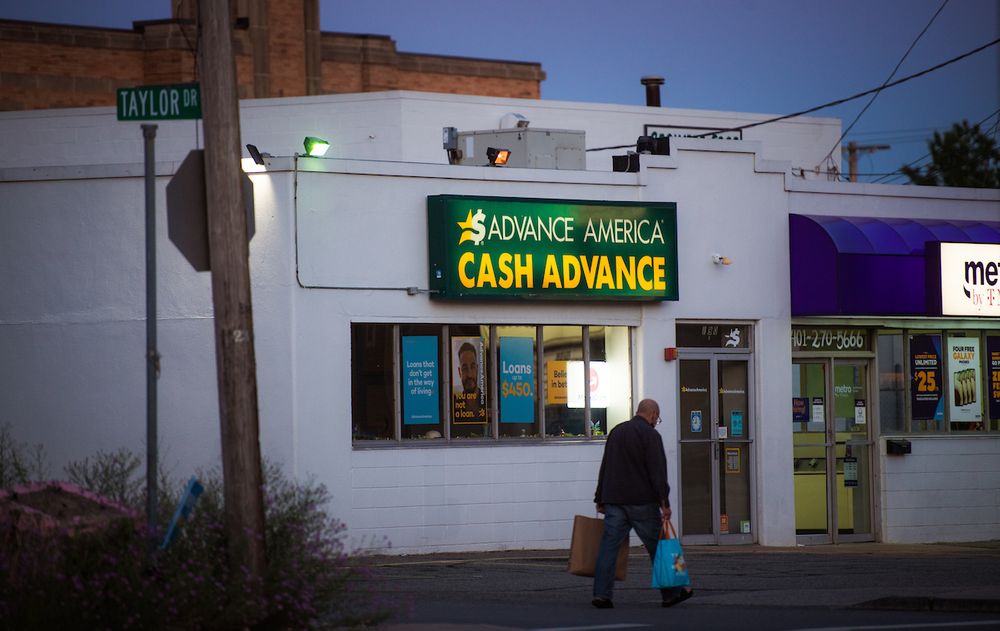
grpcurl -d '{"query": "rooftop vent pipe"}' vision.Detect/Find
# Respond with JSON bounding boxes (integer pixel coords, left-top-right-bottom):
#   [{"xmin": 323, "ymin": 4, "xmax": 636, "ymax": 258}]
[{"xmin": 641, "ymin": 75, "xmax": 664, "ymax": 107}]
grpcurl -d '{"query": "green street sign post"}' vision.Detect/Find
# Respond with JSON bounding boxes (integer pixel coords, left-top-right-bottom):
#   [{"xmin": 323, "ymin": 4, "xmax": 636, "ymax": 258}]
[
  {"xmin": 428, "ymin": 195, "xmax": 678, "ymax": 301},
  {"xmin": 117, "ymin": 83, "xmax": 202, "ymax": 121},
  {"xmin": 117, "ymin": 81, "xmax": 202, "ymax": 534}
]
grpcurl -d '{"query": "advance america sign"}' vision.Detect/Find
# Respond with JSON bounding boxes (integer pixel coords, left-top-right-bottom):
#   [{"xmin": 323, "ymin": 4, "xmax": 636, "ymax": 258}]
[{"xmin": 428, "ymin": 195, "xmax": 678, "ymax": 301}]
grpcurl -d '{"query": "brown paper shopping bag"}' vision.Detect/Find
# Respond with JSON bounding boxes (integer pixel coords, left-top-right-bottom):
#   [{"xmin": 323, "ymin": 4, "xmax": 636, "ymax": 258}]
[{"xmin": 567, "ymin": 514, "xmax": 629, "ymax": 580}]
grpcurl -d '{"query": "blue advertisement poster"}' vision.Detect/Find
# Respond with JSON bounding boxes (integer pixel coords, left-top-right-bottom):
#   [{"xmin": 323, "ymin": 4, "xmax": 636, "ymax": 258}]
[
  {"xmin": 402, "ymin": 336, "xmax": 440, "ymax": 425},
  {"xmin": 500, "ymin": 337, "xmax": 534, "ymax": 423},
  {"xmin": 910, "ymin": 334, "xmax": 944, "ymax": 422},
  {"xmin": 731, "ymin": 410, "xmax": 744, "ymax": 437}
]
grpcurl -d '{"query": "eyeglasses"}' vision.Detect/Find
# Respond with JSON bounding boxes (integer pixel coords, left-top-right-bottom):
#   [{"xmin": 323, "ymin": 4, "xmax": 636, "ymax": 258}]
[{"xmin": 655, "ymin": 415, "xmax": 662, "ymax": 426}]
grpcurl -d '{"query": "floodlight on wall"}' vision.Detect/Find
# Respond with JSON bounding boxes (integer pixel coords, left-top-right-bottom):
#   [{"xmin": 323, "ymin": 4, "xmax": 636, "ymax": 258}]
[
  {"xmin": 303, "ymin": 136, "xmax": 330, "ymax": 157},
  {"xmin": 245, "ymin": 144, "xmax": 271, "ymax": 166},
  {"xmin": 486, "ymin": 147, "xmax": 511, "ymax": 166}
]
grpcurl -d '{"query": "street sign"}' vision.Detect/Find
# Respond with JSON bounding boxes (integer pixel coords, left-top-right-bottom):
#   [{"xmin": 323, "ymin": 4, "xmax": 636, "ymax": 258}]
[
  {"xmin": 117, "ymin": 83, "xmax": 202, "ymax": 121},
  {"xmin": 167, "ymin": 150, "xmax": 255, "ymax": 272}
]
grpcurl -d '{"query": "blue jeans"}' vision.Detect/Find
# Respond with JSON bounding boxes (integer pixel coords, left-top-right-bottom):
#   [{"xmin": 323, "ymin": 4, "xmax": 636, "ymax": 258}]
[{"xmin": 592, "ymin": 503, "xmax": 683, "ymax": 601}]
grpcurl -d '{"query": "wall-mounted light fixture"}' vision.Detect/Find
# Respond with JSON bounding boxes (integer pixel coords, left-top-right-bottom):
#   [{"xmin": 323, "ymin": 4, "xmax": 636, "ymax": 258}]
[
  {"xmin": 303, "ymin": 136, "xmax": 330, "ymax": 157},
  {"xmin": 245, "ymin": 144, "xmax": 270, "ymax": 166},
  {"xmin": 487, "ymin": 147, "xmax": 511, "ymax": 166},
  {"xmin": 712, "ymin": 253, "xmax": 733, "ymax": 266}
]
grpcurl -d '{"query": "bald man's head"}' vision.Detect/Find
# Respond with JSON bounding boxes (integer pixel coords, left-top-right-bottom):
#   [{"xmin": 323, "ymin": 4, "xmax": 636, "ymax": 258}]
[{"xmin": 636, "ymin": 399, "xmax": 660, "ymax": 426}]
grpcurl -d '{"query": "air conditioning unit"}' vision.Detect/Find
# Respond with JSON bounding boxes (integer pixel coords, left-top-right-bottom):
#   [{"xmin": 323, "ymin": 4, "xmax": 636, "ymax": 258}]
[{"xmin": 453, "ymin": 128, "xmax": 586, "ymax": 170}]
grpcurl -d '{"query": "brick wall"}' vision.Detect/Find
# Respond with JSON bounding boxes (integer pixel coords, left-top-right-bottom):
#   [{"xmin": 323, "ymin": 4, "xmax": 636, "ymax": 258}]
[
  {"xmin": 0, "ymin": 22, "xmax": 144, "ymax": 110},
  {"xmin": 266, "ymin": 0, "xmax": 307, "ymax": 97},
  {"xmin": 0, "ymin": 1, "xmax": 544, "ymax": 112}
]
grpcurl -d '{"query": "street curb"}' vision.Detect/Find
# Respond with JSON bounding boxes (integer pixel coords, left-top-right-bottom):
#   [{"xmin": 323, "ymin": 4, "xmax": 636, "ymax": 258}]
[{"xmin": 853, "ymin": 596, "xmax": 1000, "ymax": 613}]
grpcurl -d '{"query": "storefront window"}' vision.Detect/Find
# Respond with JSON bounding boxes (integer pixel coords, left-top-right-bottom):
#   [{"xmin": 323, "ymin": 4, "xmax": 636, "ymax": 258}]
[
  {"xmin": 352, "ymin": 323, "xmax": 632, "ymax": 445},
  {"xmin": 989, "ymin": 335, "xmax": 1000, "ymax": 432},
  {"xmin": 498, "ymin": 326, "xmax": 538, "ymax": 438},
  {"xmin": 907, "ymin": 332, "xmax": 945, "ymax": 433},
  {"xmin": 947, "ymin": 334, "xmax": 984, "ymax": 432},
  {"xmin": 449, "ymin": 325, "xmax": 490, "ymax": 439},
  {"xmin": 592, "ymin": 326, "xmax": 633, "ymax": 434},
  {"xmin": 352, "ymin": 324, "xmax": 395, "ymax": 441},
  {"xmin": 877, "ymin": 333, "xmax": 905, "ymax": 434},
  {"xmin": 875, "ymin": 328, "xmax": 995, "ymax": 435},
  {"xmin": 543, "ymin": 326, "xmax": 584, "ymax": 437},
  {"xmin": 401, "ymin": 325, "xmax": 445, "ymax": 440}
]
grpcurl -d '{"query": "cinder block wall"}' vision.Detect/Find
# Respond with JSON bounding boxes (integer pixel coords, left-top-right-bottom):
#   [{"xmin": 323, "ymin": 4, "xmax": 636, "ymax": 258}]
[{"xmin": 881, "ymin": 436, "xmax": 1000, "ymax": 543}]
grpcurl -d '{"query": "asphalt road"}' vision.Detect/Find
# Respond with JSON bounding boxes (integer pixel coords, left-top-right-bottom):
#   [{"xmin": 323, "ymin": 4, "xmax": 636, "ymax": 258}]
[{"xmin": 363, "ymin": 542, "xmax": 1000, "ymax": 630}]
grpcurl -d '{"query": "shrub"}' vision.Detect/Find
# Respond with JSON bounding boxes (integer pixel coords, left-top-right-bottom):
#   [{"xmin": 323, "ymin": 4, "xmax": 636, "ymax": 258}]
[
  {"xmin": 0, "ymin": 423, "xmax": 48, "ymax": 488},
  {"xmin": 1, "ymin": 451, "xmax": 395, "ymax": 629}
]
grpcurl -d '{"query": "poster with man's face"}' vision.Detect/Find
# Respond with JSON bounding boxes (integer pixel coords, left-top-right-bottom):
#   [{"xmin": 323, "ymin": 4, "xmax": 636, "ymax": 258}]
[{"xmin": 452, "ymin": 336, "xmax": 487, "ymax": 424}]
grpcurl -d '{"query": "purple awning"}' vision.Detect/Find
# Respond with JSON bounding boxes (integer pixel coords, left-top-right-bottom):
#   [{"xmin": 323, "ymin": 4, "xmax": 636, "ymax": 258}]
[{"xmin": 789, "ymin": 214, "xmax": 1000, "ymax": 316}]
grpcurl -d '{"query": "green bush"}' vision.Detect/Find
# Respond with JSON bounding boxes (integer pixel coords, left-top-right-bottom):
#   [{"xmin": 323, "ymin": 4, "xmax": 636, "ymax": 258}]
[{"xmin": 1, "ymin": 447, "xmax": 395, "ymax": 629}]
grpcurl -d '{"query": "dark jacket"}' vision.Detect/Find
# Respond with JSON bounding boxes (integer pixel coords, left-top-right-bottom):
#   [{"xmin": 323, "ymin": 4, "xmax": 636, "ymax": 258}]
[{"xmin": 594, "ymin": 415, "xmax": 670, "ymax": 507}]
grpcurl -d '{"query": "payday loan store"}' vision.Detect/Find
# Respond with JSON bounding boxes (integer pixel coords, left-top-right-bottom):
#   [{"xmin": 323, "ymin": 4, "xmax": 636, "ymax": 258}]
[
  {"xmin": 789, "ymin": 216, "xmax": 1000, "ymax": 544},
  {"xmin": 351, "ymin": 195, "xmax": 677, "ymax": 443}
]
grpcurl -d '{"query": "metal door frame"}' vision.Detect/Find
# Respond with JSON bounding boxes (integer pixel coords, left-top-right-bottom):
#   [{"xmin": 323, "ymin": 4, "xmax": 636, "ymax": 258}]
[
  {"xmin": 793, "ymin": 357, "xmax": 875, "ymax": 545},
  {"xmin": 677, "ymin": 351, "xmax": 755, "ymax": 545},
  {"xmin": 831, "ymin": 357, "xmax": 876, "ymax": 543}
]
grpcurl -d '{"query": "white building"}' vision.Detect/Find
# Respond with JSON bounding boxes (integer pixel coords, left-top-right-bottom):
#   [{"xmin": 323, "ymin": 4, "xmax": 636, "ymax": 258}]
[{"xmin": 1, "ymin": 91, "xmax": 997, "ymax": 552}]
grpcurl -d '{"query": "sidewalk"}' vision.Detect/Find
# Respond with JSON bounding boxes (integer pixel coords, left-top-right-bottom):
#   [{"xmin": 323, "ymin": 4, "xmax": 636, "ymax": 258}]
[{"xmin": 367, "ymin": 540, "xmax": 1000, "ymax": 628}]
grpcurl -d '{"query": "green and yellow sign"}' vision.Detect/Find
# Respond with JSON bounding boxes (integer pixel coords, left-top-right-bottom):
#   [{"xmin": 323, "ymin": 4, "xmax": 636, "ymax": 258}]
[{"xmin": 428, "ymin": 195, "xmax": 678, "ymax": 300}]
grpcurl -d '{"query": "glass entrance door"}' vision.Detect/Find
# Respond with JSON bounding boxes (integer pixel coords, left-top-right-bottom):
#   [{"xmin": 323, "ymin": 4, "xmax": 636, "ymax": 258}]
[
  {"xmin": 833, "ymin": 361, "xmax": 873, "ymax": 541},
  {"xmin": 793, "ymin": 359, "xmax": 874, "ymax": 543},
  {"xmin": 678, "ymin": 355, "xmax": 754, "ymax": 544}
]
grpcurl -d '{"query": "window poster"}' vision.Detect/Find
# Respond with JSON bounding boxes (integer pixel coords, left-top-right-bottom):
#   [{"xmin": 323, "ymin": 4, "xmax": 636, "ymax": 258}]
[
  {"xmin": 843, "ymin": 456, "xmax": 858, "ymax": 487},
  {"xmin": 988, "ymin": 337, "xmax": 1000, "ymax": 421},
  {"xmin": 792, "ymin": 397, "xmax": 809, "ymax": 422},
  {"xmin": 690, "ymin": 410, "xmax": 703, "ymax": 433},
  {"xmin": 947, "ymin": 338, "xmax": 982, "ymax": 423},
  {"xmin": 731, "ymin": 410, "xmax": 744, "ymax": 436},
  {"xmin": 452, "ymin": 336, "xmax": 487, "ymax": 424},
  {"xmin": 567, "ymin": 360, "xmax": 609, "ymax": 409},
  {"xmin": 499, "ymin": 336, "xmax": 535, "ymax": 423},
  {"xmin": 402, "ymin": 336, "xmax": 440, "ymax": 425},
  {"xmin": 811, "ymin": 397, "xmax": 825, "ymax": 424},
  {"xmin": 725, "ymin": 447, "xmax": 740, "ymax": 473},
  {"xmin": 909, "ymin": 334, "xmax": 944, "ymax": 422},
  {"xmin": 546, "ymin": 360, "xmax": 568, "ymax": 405},
  {"xmin": 854, "ymin": 400, "xmax": 866, "ymax": 425}
]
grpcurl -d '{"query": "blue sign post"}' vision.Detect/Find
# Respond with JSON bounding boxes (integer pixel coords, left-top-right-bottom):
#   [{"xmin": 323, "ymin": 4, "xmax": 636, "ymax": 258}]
[{"xmin": 160, "ymin": 476, "xmax": 204, "ymax": 550}]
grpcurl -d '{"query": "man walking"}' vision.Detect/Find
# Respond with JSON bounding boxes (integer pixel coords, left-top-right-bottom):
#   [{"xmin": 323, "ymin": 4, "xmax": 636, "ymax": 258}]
[{"xmin": 592, "ymin": 398, "xmax": 693, "ymax": 609}]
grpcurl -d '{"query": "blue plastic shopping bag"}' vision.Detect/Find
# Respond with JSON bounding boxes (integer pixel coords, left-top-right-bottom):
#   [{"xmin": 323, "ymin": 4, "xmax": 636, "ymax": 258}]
[{"xmin": 651, "ymin": 519, "xmax": 690, "ymax": 589}]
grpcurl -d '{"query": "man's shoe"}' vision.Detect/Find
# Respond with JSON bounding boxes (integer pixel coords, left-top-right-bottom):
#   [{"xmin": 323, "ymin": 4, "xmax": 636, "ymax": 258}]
[
  {"xmin": 662, "ymin": 588, "xmax": 693, "ymax": 608},
  {"xmin": 591, "ymin": 597, "xmax": 614, "ymax": 609}
]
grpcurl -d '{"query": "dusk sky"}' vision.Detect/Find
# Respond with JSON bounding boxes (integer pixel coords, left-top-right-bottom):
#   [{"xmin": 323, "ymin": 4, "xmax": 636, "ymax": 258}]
[{"xmin": 2, "ymin": 0, "xmax": 997, "ymax": 183}]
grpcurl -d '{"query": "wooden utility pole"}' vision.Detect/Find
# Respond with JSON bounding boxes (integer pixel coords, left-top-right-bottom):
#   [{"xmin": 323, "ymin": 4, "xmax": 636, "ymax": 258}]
[
  {"xmin": 197, "ymin": 0, "xmax": 267, "ymax": 587},
  {"xmin": 843, "ymin": 141, "xmax": 891, "ymax": 182}
]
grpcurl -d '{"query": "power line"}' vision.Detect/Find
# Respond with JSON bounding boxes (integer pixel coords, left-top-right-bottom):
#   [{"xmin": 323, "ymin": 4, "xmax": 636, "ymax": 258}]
[
  {"xmin": 870, "ymin": 106, "xmax": 1000, "ymax": 183},
  {"xmin": 586, "ymin": 36, "xmax": 1000, "ymax": 152},
  {"xmin": 818, "ymin": 0, "xmax": 950, "ymax": 168},
  {"xmin": 691, "ymin": 37, "xmax": 999, "ymax": 138}
]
